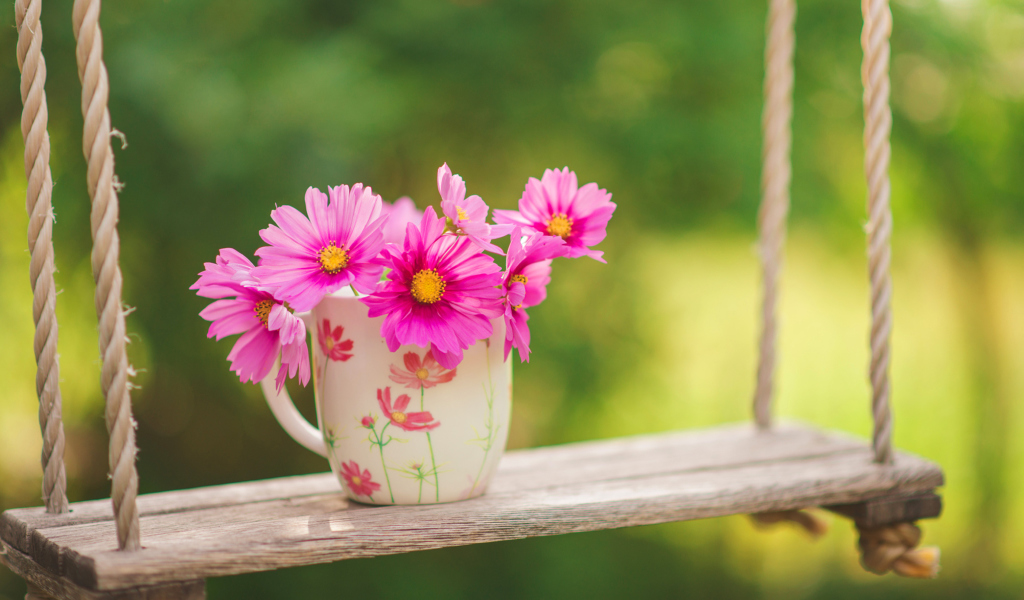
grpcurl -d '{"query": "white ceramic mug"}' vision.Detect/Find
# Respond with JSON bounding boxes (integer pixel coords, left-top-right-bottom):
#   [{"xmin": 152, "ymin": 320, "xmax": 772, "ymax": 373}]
[{"xmin": 261, "ymin": 288, "xmax": 512, "ymax": 505}]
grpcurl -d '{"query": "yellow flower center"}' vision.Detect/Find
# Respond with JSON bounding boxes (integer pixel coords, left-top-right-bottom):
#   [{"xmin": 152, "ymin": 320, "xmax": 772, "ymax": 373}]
[
  {"xmin": 254, "ymin": 300, "xmax": 274, "ymax": 328},
  {"xmin": 318, "ymin": 242, "xmax": 350, "ymax": 274},
  {"xmin": 351, "ymin": 476, "xmax": 362, "ymax": 486},
  {"xmin": 391, "ymin": 411, "xmax": 407, "ymax": 424},
  {"xmin": 325, "ymin": 337, "xmax": 335, "ymax": 351},
  {"xmin": 457, "ymin": 207, "xmax": 468, "ymax": 221},
  {"xmin": 415, "ymin": 367, "xmax": 430, "ymax": 380},
  {"xmin": 546, "ymin": 213, "xmax": 573, "ymax": 239},
  {"xmin": 411, "ymin": 269, "xmax": 446, "ymax": 304},
  {"xmin": 510, "ymin": 274, "xmax": 528, "ymax": 285}
]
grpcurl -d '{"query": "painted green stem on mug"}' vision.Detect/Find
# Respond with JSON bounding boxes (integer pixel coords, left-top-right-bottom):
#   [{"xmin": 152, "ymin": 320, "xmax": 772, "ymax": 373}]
[
  {"xmin": 470, "ymin": 340, "xmax": 498, "ymax": 497},
  {"xmin": 422, "ymin": 386, "xmax": 440, "ymax": 502},
  {"xmin": 367, "ymin": 421, "xmax": 396, "ymax": 504}
]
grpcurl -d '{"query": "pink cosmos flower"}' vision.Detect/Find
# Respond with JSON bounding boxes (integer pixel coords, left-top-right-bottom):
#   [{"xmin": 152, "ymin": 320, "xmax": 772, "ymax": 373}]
[
  {"xmin": 381, "ymin": 196, "xmax": 423, "ymax": 245},
  {"xmin": 253, "ymin": 185, "xmax": 387, "ymax": 312},
  {"xmin": 377, "ymin": 387, "xmax": 439, "ymax": 432},
  {"xmin": 501, "ymin": 229, "xmax": 567, "ymax": 362},
  {"xmin": 361, "ymin": 415, "xmax": 376, "ymax": 429},
  {"xmin": 389, "ymin": 350, "xmax": 457, "ymax": 389},
  {"xmin": 340, "ymin": 460, "xmax": 382, "ymax": 498},
  {"xmin": 493, "ymin": 167, "xmax": 616, "ymax": 262},
  {"xmin": 438, "ymin": 163, "xmax": 514, "ymax": 254},
  {"xmin": 361, "ymin": 206, "xmax": 504, "ymax": 370},
  {"xmin": 318, "ymin": 319, "xmax": 354, "ymax": 362},
  {"xmin": 191, "ymin": 249, "xmax": 310, "ymax": 391}
]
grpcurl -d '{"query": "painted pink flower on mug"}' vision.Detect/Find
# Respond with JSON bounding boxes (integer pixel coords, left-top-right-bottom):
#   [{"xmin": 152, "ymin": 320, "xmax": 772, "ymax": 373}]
[
  {"xmin": 377, "ymin": 387, "xmax": 440, "ymax": 432},
  {"xmin": 340, "ymin": 460, "xmax": 382, "ymax": 498},
  {"xmin": 318, "ymin": 319, "xmax": 354, "ymax": 362},
  {"xmin": 389, "ymin": 350, "xmax": 457, "ymax": 390}
]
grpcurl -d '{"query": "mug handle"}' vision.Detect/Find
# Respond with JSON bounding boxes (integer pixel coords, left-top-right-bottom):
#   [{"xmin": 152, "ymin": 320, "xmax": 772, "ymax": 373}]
[{"xmin": 259, "ymin": 312, "xmax": 328, "ymax": 458}]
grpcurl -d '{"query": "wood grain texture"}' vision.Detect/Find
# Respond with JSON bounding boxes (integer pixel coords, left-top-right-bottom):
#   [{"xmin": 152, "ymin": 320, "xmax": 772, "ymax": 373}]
[
  {"xmin": 1, "ymin": 423, "xmax": 943, "ymax": 592},
  {"xmin": 825, "ymin": 492, "xmax": 942, "ymax": 527},
  {"xmin": 0, "ymin": 541, "xmax": 204, "ymax": 600}
]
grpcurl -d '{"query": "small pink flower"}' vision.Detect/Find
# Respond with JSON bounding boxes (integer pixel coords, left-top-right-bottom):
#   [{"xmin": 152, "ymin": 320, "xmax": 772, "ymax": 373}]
[
  {"xmin": 381, "ymin": 196, "xmax": 423, "ymax": 245},
  {"xmin": 361, "ymin": 415, "xmax": 376, "ymax": 429},
  {"xmin": 501, "ymin": 229, "xmax": 567, "ymax": 362},
  {"xmin": 318, "ymin": 319, "xmax": 354, "ymax": 362},
  {"xmin": 253, "ymin": 184, "xmax": 387, "ymax": 312},
  {"xmin": 377, "ymin": 387, "xmax": 439, "ymax": 432},
  {"xmin": 438, "ymin": 163, "xmax": 514, "ymax": 254},
  {"xmin": 340, "ymin": 460, "xmax": 382, "ymax": 498},
  {"xmin": 191, "ymin": 249, "xmax": 310, "ymax": 391},
  {"xmin": 493, "ymin": 167, "xmax": 616, "ymax": 262},
  {"xmin": 389, "ymin": 350, "xmax": 456, "ymax": 389},
  {"xmin": 361, "ymin": 206, "xmax": 504, "ymax": 370}
]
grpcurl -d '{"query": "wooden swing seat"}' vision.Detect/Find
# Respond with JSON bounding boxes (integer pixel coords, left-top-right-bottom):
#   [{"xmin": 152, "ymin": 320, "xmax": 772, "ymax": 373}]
[{"xmin": 1, "ymin": 422, "xmax": 943, "ymax": 600}]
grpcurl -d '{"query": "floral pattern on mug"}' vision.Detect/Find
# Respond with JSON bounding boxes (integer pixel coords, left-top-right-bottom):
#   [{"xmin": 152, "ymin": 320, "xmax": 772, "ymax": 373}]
[
  {"xmin": 340, "ymin": 460, "xmax": 381, "ymax": 499},
  {"xmin": 389, "ymin": 350, "xmax": 457, "ymax": 390},
  {"xmin": 377, "ymin": 387, "xmax": 440, "ymax": 432},
  {"xmin": 318, "ymin": 319, "xmax": 354, "ymax": 362}
]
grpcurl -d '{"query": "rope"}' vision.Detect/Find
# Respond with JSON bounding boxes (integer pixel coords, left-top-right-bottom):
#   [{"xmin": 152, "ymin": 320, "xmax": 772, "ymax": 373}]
[
  {"xmin": 857, "ymin": 522, "xmax": 940, "ymax": 578},
  {"xmin": 753, "ymin": 0, "xmax": 796, "ymax": 429},
  {"xmin": 15, "ymin": 0, "xmax": 69, "ymax": 515},
  {"xmin": 751, "ymin": 509, "xmax": 828, "ymax": 538},
  {"xmin": 71, "ymin": 0, "xmax": 141, "ymax": 551},
  {"xmin": 861, "ymin": 0, "xmax": 895, "ymax": 464}
]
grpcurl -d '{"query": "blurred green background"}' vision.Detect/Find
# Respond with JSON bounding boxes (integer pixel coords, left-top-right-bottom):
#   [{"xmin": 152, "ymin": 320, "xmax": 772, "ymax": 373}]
[{"xmin": 2, "ymin": 0, "xmax": 1023, "ymax": 597}]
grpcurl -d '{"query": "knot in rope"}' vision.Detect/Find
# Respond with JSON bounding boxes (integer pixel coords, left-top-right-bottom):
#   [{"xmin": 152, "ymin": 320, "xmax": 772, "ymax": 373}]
[{"xmin": 857, "ymin": 522, "xmax": 940, "ymax": 578}]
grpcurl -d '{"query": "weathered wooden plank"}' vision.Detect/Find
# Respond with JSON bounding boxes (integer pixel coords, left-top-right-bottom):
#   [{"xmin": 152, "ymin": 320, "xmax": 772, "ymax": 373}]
[
  {"xmin": 1, "ymin": 422, "xmax": 861, "ymax": 551},
  {"xmin": 66, "ymin": 450, "xmax": 939, "ymax": 588},
  {"xmin": 825, "ymin": 492, "xmax": 943, "ymax": 527},
  {"xmin": 0, "ymin": 473, "xmax": 342, "ymax": 554},
  {"xmin": 16, "ymin": 422, "xmax": 868, "ymax": 560},
  {"xmin": 0, "ymin": 540, "xmax": 204, "ymax": 600},
  {"xmin": 0, "ymin": 423, "xmax": 944, "ymax": 592}
]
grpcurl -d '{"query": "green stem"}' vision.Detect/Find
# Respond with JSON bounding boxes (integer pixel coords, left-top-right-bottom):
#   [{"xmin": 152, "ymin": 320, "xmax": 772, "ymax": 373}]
[
  {"xmin": 417, "ymin": 468, "xmax": 424, "ymax": 504},
  {"xmin": 377, "ymin": 441, "xmax": 395, "ymax": 504},
  {"xmin": 470, "ymin": 342, "xmax": 497, "ymax": 496},
  {"xmin": 422, "ymin": 387, "xmax": 440, "ymax": 502},
  {"xmin": 349, "ymin": 284, "xmax": 360, "ymax": 297},
  {"xmin": 370, "ymin": 424, "xmax": 395, "ymax": 504}
]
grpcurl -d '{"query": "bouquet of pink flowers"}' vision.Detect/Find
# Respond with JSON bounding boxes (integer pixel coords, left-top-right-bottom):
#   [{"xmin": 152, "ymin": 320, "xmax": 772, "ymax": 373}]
[{"xmin": 191, "ymin": 164, "xmax": 615, "ymax": 391}]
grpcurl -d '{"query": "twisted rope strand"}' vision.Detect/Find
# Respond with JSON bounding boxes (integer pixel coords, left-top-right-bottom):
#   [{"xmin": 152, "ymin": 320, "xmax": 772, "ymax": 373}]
[
  {"xmin": 71, "ymin": 0, "xmax": 141, "ymax": 551},
  {"xmin": 861, "ymin": 0, "xmax": 895, "ymax": 465},
  {"xmin": 857, "ymin": 522, "xmax": 940, "ymax": 578},
  {"xmin": 15, "ymin": 0, "xmax": 69, "ymax": 515},
  {"xmin": 754, "ymin": 0, "xmax": 796, "ymax": 429}
]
